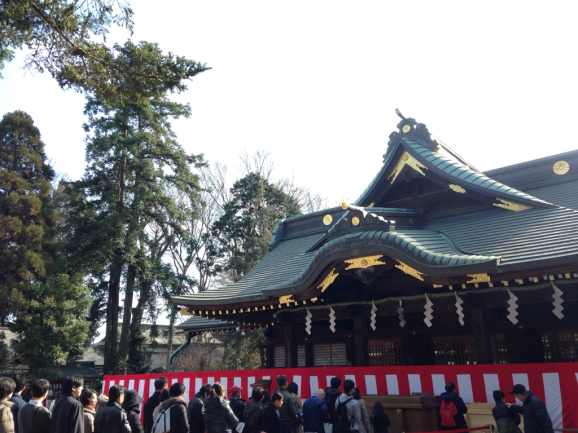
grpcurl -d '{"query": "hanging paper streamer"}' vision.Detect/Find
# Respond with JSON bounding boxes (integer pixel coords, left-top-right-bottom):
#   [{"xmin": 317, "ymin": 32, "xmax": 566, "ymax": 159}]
[
  {"xmin": 552, "ymin": 282, "xmax": 564, "ymax": 319},
  {"xmin": 507, "ymin": 290, "xmax": 519, "ymax": 325},
  {"xmin": 397, "ymin": 300, "xmax": 406, "ymax": 328},
  {"xmin": 455, "ymin": 293, "xmax": 465, "ymax": 326},
  {"xmin": 424, "ymin": 295, "xmax": 433, "ymax": 328},
  {"xmin": 329, "ymin": 307, "xmax": 336, "ymax": 333},
  {"xmin": 370, "ymin": 302, "xmax": 377, "ymax": 331},
  {"xmin": 305, "ymin": 309, "xmax": 312, "ymax": 335}
]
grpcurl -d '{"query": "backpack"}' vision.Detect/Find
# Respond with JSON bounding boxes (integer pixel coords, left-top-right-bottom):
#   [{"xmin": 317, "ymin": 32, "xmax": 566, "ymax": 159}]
[
  {"xmin": 333, "ymin": 397, "xmax": 353, "ymax": 433},
  {"xmin": 440, "ymin": 400, "xmax": 457, "ymax": 428},
  {"xmin": 326, "ymin": 393, "xmax": 339, "ymax": 423},
  {"xmin": 152, "ymin": 406, "xmax": 172, "ymax": 433}
]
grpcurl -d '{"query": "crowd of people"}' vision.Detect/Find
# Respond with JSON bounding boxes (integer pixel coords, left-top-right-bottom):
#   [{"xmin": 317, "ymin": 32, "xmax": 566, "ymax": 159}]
[{"xmin": 0, "ymin": 374, "xmax": 555, "ymax": 433}]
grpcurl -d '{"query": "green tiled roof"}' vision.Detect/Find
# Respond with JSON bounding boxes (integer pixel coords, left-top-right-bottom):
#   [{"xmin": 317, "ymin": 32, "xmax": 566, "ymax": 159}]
[
  {"xmin": 355, "ymin": 137, "xmax": 553, "ymax": 209},
  {"xmin": 177, "ymin": 315, "xmax": 236, "ymax": 332},
  {"xmin": 427, "ymin": 206, "xmax": 578, "ymax": 268},
  {"xmin": 173, "ymin": 226, "xmax": 499, "ymax": 305},
  {"xmin": 526, "ymin": 180, "xmax": 578, "ymax": 211},
  {"xmin": 403, "ymin": 139, "xmax": 553, "ymax": 207}
]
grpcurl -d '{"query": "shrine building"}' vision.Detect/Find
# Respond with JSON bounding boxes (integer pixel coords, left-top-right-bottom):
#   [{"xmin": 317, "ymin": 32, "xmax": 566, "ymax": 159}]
[{"xmin": 173, "ymin": 111, "xmax": 578, "ymax": 369}]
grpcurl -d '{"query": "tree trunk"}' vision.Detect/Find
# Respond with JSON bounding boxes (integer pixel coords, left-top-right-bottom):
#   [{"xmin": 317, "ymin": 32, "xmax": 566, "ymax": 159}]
[
  {"xmin": 165, "ymin": 308, "xmax": 176, "ymax": 371},
  {"xmin": 126, "ymin": 278, "xmax": 152, "ymax": 368},
  {"xmin": 119, "ymin": 263, "xmax": 137, "ymax": 360},
  {"xmin": 104, "ymin": 254, "xmax": 123, "ymax": 372}
]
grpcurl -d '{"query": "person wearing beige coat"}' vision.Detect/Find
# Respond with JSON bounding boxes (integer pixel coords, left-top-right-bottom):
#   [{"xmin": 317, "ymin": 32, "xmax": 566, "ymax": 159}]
[
  {"xmin": 0, "ymin": 377, "xmax": 16, "ymax": 433},
  {"xmin": 353, "ymin": 389, "xmax": 372, "ymax": 433},
  {"xmin": 81, "ymin": 389, "xmax": 99, "ymax": 433}
]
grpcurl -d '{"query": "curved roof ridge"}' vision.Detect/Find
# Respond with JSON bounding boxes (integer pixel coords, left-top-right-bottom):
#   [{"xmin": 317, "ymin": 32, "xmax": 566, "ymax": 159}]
[
  {"xmin": 264, "ymin": 229, "xmax": 499, "ymax": 293},
  {"xmin": 402, "ymin": 138, "xmax": 553, "ymax": 207}
]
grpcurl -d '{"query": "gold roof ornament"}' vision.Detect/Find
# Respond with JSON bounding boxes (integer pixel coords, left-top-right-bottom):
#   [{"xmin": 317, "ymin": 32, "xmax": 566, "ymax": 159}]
[
  {"xmin": 493, "ymin": 198, "xmax": 533, "ymax": 212},
  {"xmin": 368, "ymin": 202, "xmax": 374, "ymax": 208},
  {"xmin": 323, "ymin": 215, "xmax": 333, "ymax": 225},
  {"xmin": 317, "ymin": 268, "xmax": 339, "ymax": 292},
  {"xmin": 449, "ymin": 184, "xmax": 466, "ymax": 194},
  {"xmin": 402, "ymin": 125, "xmax": 412, "ymax": 133},
  {"xmin": 341, "ymin": 201, "xmax": 349, "ymax": 210},
  {"xmin": 351, "ymin": 216, "xmax": 360, "ymax": 226},
  {"xmin": 553, "ymin": 161, "xmax": 570, "ymax": 175},
  {"xmin": 395, "ymin": 261, "xmax": 425, "ymax": 281},
  {"xmin": 467, "ymin": 273, "xmax": 491, "ymax": 283},
  {"xmin": 180, "ymin": 308, "xmax": 192, "ymax": 316},
  {"xmin": 388, "ymin": 151, "xmax": 427, "ymax": 184},
  {"xmin": 279, "ymin": 294, "xmax": 294, "ymax": 304},
  {"xmin": 344, "ymin": 255, "xmax": 385, "ymax": 270}
]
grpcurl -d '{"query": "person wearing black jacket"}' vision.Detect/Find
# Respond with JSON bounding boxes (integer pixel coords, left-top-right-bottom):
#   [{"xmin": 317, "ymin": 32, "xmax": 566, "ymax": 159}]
[
  {"xmin": 262, "ymin": 392, "xmax": 284, "ymax": 433},
  {"xmin": 439, "ymin": 382, "xmax": 468, "ymax": 430},
  {"xmin": 94, "ymin": 385, "xmax": 131, "ymax": 433},
  {"xmin": 143, "ymin": 376, "xmax": 169, "ymax": 433},
  {"xmin": 8, "ymin": 377, "xmax": 25, "ymax": 433},
  {"xmin": 244, "ymin": 387, "xmax": 265, "ymax": 433},
  {"xmin": 324, "ymin": 377, "xmax": 341, "ymax": 425},
  {"xmin": 276, "ymin": 375, "xmax": 297, "ymax": 433},
  {"xmin": 204, "ymin": 382, "xmax": 238, "ymax": 433},
  {"xmin": 122, "ymin": 390, "xmax": 145, "ymax": 433},
  {"xmin": 50, "ymin": 376, "xmax": 85, "ymax": 433},
  {"xmin": 189, "ymin": 384, "xmax": 212, "ymax": 433},
  {"xmin": 229, "ymin": 386, "xmax": 246, "ymax": 423},
  {"xmin": 151, "ymin": 383, "xmax": 190, "ymax": 433},
  {"xmin": 507, "ymin": 384, "xmax": 553, "ymax": 433},
  {"xmin": 492, "ymin": 390, "xmax": 521, "ymax": 433},
  {"xmin": 370, "ymin": 402, "xmax": 391, "ymax": 433}
]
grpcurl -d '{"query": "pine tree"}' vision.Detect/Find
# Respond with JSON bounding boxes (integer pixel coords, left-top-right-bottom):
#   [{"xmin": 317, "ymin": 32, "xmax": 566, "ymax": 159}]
[
  {"xmin": 11, "ymin": 273, "xmax": 91, "ymax": 375},
  {"xmin": 212, "ymin": 172, "xmax": 301, "ymax": 282},
  {"xmin": 0, "ymin": 110, "xmax": 55, "ymax": 323},
  {"xmin": 64, "ymin": 40, "xmax": 208, "ymax": 372}
]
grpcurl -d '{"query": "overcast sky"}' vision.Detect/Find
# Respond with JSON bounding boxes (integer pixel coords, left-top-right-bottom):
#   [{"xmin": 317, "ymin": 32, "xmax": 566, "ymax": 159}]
[
  {"xmin": 2, "ymin": 1, "xmax": 578, "ymax": 207},
  {"xmin": 2, "ymin": 1, "xmax": 578, "ymax": 328}
]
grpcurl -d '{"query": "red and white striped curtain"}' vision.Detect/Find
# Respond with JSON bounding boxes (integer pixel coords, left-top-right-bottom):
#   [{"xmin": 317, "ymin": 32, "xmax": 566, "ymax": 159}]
[{"xmin": 104, "ymin": 363, "xmax": 578, "ymax": 429}]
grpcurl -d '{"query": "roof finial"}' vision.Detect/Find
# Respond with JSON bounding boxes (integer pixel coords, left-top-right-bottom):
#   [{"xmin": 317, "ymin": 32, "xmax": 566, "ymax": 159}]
[{"xmin": 395, "ymin": 108, "xmax": 406, "ymax": 120}]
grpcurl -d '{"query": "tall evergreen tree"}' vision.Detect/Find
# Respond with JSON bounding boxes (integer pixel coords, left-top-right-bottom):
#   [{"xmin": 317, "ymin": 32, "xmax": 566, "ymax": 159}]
[
  {"xmin": 64, "ymin": 40, "xmax": 207, "ymax": 372},
  {"xmin": 0, "ymin": 111, "xmax": 55, "ymax": 323},
  {"xmin": 212, "ymin": 172, "xmax": 301, "ymax": 282},
  {"xmin": 11, "ymin": 273, "xmax": 91, "ymax": 375},
  {"xmin": 0, "ymin": 0, "xmax": 133, "ymax": 93}
]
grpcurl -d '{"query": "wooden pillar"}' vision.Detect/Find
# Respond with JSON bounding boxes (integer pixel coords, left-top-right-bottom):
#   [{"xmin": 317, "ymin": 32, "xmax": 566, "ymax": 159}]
[
  {"xmin": 285, "ymin": 323, "xmax": 298, "ymax": 368},
  {"xmin": 353, "ymin": 315, "xmax": 368, "ymax": 366},
  {"xmin": 469, "ymin": 295, "xmax": 493, "ymax": 364}
]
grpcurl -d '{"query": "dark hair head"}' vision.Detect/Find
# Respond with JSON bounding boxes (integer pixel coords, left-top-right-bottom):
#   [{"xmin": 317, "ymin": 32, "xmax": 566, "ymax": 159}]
[
  {"xmin": 169, "ymin": 382, "xmax": 185, "ymax": 397},
  {"xmin": 287, "ymin": 382, "xmax": 298, "ymax": 395},
  {"xmin": 80, "ymin": 389, "xmax": 97, "ymax": 406},
  {"xmin": 445, "ymin": 382, "xmax": 456, "ymax": 393},
  {"xmin": 199, "ymin": 384, "xmax": 212, "ymax": 395},
  {"xmin": 31, "ymin": 379, "xmax": 50, "ymax": 399},
  {"xmin": 343, "ymin": 379, "xmax": 355, "ymax": 394},
  {"xmin": 0, "ymin": 377, "xmax": 16, "ymax": 400},
  {"xmin": 12, "ymin": 377, "xmax": 24, "ymax": 394},
  {"xmin": 62, "ymin": 376, "xmax": 83, "ymax": 396},
  {"xmin": 155, "ymin": 376, "xmax": 169, "ymax": 391},
  {"xmin": 330, "ymin": 377, "xmax": 342, "ymax": 389},
  {"xmin": 271, "ymin": 391, "xmax": 283, "ymax": 403},
  {"xmin": 277, "ymin": 375, "xmax": 288, "ymax": 387},
  {"xmin": 108, "ymin": 385, "xmax": 126, "ymax": 403},
  {"xmin": 262, "ymin": 389, "xmax": 271, "ymax": 404},
  {"xmin": 493, "ymin": 390, "xmax": 505, "ymax": 402},
  {"xmin": 210, "ymin": 382, "xmax": 224, "ymax": 398},
  {"xmin": 352, "ymin": 388, "xmax": 361, "ymax": 400},
  {"xmin": 251, "ymin": 387, "xmax": 264, "ymax": 401}
]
